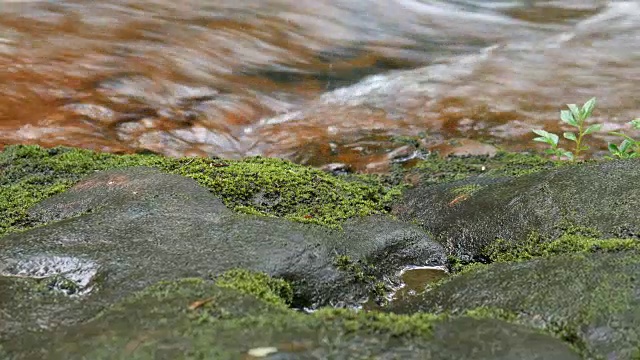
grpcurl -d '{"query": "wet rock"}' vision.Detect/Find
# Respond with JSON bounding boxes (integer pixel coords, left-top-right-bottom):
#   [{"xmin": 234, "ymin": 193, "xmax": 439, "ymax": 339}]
[
  {"xmin": 62, "ymin": 103, "xmax": 117, "ymax": 124},
  {"xmin": 388, "ymin": 250, "xmax": 640, "ymax": 359},
  {"xmin": 319, "ymin": 162, "xmax": 351, "ymax": 175},
  {"xmin": 3, "ymin": 145, "xmax": 636, "ymax": 358},
  {"xmin": 427, "ymin": 138, "xmax": 498, "ymax": 158},
  {"xmin": 4, "ymin": 277, "xmax": 581, "ymax": 360},
  {"xmin": 394, "ymin": 158, "xmax": 640, "ymax": 259},
  {"xmin": 0, "ymin": 166, "xmax": 445, "ymax": 339}
]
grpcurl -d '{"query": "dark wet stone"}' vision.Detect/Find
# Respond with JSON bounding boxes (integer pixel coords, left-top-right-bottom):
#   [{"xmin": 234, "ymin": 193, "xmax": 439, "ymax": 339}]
[
  {"xmin": 426, "ymin": 317, "xmax": 581, "ymax": 360},
  {"xmin": 388, "ymin": 251, "xmax": 640, "ymax": 359},
  {"xmin": 0, "ymin": 166, "xmax": 445, "ymax": 339},
  {"xmin": 3, "ymin": 278, "xmax": 581, "ymax": 360},
  {"xmin": 320, "ymin": 162, "xmax": 352, "ymax": 175},
  {"xmin": 394, "ymin": 158, "xmax": 640, "ymax": 259}
]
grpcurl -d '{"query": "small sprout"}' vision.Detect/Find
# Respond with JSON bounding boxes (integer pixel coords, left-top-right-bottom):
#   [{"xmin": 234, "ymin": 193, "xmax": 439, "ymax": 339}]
[
  {"xmin": 607, "ymin": 118, "xmax": 640, "ymax": 159},
  {"xmin": 532, "ymin": 97, "xmax": 603, "ymax": 161},
  {"xmin": 532, "ymin": 129, "xmax": 559, "ymax": 147},
  {"xmin": 535, "ymin": 98, "xmax": 640, "ymax": 161},
  {"xmin": 532, "ymin": 129, "xmax": 571, "ymax": 160}
]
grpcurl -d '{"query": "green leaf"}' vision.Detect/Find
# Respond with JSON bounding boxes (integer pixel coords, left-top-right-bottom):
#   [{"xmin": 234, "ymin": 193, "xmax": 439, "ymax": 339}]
[
  {"xmin": 630, "ymin": 119, "xmax": 640, "ymax": 129},
  {"xmin": 560, "ymin": 110, "xmax": 578, "ymax": 126},
  {"xmin": 563, "ymin": 132, "xmax": 577, "ymax": 141},
  {"xmin": 567, "ymin": 104, "xmax": 581, "ymax": 122},
  {"xmin": 544, "ymin": 148, "xmax": 556, "ymax": 155},
  {"xmin": 563, "ymin": 151, "xmax": 574, "ymax": 161},
  {"xmin": 532, "ymin": 130, "xmax": 558, "ymax": 146},
  {"xmin": 532, "ymin": 129, "xmax": 550, "ymax": 137},
  {"xmin": 533, "ymin": 137, "xmax": 553, "ymax": 145},
  {"xmin": 619, "ymin": 139, "xmax": 633, "ymax": 152},
  {"xmin": 581, "ymin": 97, "xmax": 596, "ymax": 118},
  {"xmin": 583, "ymin": 123, "xmax": 602, "ymax": 135},
  {"xmin": 608, "ymin": 143, "xmax": 619, "ymax": 153}
]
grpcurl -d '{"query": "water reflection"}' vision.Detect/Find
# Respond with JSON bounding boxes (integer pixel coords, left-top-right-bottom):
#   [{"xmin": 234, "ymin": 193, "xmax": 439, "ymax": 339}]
[{"xmin": 0, "ymin": 0, "xmax": 637, "ymax": 171}]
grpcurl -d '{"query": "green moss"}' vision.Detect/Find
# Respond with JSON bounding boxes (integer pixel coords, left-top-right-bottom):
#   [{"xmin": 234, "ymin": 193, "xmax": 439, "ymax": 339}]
[
  {"xmin": 456, "ymin": 262, "xmax": 489, "ymax": 275},
  {"xmin": 413, "ymin": 151, "xmax": 563, "ymax": 186},
  {"xmin": 334, "ymin": 255, "xmax": 372, "ymax": 283},
  {"xmin": 7, "ymin": 275, "xmax": 68, "ymax": 297},
  {"xmin": 334, "ymin": 256, "xmax": 379, "ymax": 285},
  {"xmin": 128, "ymin": 277, "xmax": 209, "ymax": 301},
  {"xmin": 449, "ymin": 184, "xmax": 484, "ymax": 197},
  {"xmin": 424, "ymin": 250, "xmax": 640, "ymax": 358},
  {"xmin": 333, "ymin": 255, "xmax": 391, "ymax": 303},
  {"xmin": 166, "ymin": 156, "xmax": 402, "ymax": 229},
  {"xmin": 314, "ymin": 308, "xmax": 442, "ymax": 338},
  {"xmin": 57, "ymin": 277, "xmax": 446, "ymax": 356},
  {"xmin": 462, "ymin": 306, "xmax": 588, "ymax": 355},
  {"xmin": 0, "ymin": 144, "xmax": 402, "ymax": 237},
  {"xmin": 215, "ymin": 269, "xmax": 292, "ymax": 307},
  {"xmin": 445, "ymin": 254, "xmax": 488, "ymax": 275},
  {"xmin": 446, "ymin": 255, "xmax": 463, "ymax": 272},
  {"xmin": 463, "ymin": 307, "xmax": 518, "ymax": 322},
  {"xmin": 0, "ymin": 145, "xmax": 169, "ymax": 237},
  {"xmin": 8, "ymin": 274, "xmax": 584, "ymax": 358},
  {"xmin": 483, "ymin": 230, "xmax": 640, "ymax": 263},
  {"xmin": 440, "ymin": 225, "xmax": 640, "ymax": 281},
  {"xmin": 44, "ymin": 275, "xmax": 81, "ymax": 295}
]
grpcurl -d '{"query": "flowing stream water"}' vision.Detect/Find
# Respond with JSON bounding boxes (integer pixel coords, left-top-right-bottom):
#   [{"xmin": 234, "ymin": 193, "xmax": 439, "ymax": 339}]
[{"xmin": 0, "ymin": 0, "xmax": 638, "ymax": 172}]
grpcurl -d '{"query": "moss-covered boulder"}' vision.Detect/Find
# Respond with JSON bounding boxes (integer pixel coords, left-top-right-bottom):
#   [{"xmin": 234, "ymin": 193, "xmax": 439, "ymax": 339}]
[
  {"xmin": 0, "ymin": 144, "xmax": 401, "ymax": 236},
  {"xmin": 388, "ymin": 250, "xmax": 640, "ymax": 359},
  {"xmin": 394, "ymin": 156, "xmax": 640, "ymax": 260},
  {"xmin": 0, "ymin": 146, "xmax": 444, "ymax": 340},
  {"xmin": 2, "ymin": 276, "xmax": 580, "ymax": 360}
]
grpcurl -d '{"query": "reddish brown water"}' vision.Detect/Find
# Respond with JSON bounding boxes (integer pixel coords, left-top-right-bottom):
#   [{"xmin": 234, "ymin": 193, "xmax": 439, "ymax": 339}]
[{"xmin": 1, "ymin": 1, "xmax": 638, "ymax": 172}]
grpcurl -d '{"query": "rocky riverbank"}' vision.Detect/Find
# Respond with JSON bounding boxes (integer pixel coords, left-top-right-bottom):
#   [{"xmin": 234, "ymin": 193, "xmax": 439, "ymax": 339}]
[{"xmin": 1, "ymin": 144, "xmax": 639, "ymax": 359}]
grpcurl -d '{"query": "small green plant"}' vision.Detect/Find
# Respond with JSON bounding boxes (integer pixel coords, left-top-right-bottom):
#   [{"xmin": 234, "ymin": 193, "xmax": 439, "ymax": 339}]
[
  {"xmin": 607, "ymin": 118, "xmax": 640, "ymax": 159},
  {"xmin": 532, "ymin": 97, "xmax": 602, "ymax": 162}
]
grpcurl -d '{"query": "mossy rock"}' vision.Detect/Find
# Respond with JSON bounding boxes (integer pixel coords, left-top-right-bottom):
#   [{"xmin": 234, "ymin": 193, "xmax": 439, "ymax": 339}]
[
  {"xmin": 0, "ymin": 166, "xmax": 445, "ymax": 339},
  {"xmin": 0, "ymin": 144, "xmax": 401, "ymax": 236},
  {"xmin": 389, "ymin": 250, "xmax": 640, "ymax": 359},
  {"xmin": 407, "ymin": 151, "xmax": 563, "ymax": 186},
  {"xmin": 3, "ymin": 277, "xmax": 580, "ymax": 360},
  {"xmin": 395, "ymin": 157, "xmax": 640, "ymax": 260}
]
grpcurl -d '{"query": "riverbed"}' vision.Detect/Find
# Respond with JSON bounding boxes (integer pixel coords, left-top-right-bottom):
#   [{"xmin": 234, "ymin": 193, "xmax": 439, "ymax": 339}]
[{"xmin": 0, "ymin": 0, "xmax": 638, "ymax": 172}]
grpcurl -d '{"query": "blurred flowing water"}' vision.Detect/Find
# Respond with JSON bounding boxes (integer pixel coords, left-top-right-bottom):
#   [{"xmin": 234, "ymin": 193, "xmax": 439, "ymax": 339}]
[{"xmin": 0, "ymin": 0, "xmax": 638, "ymax": 172}]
